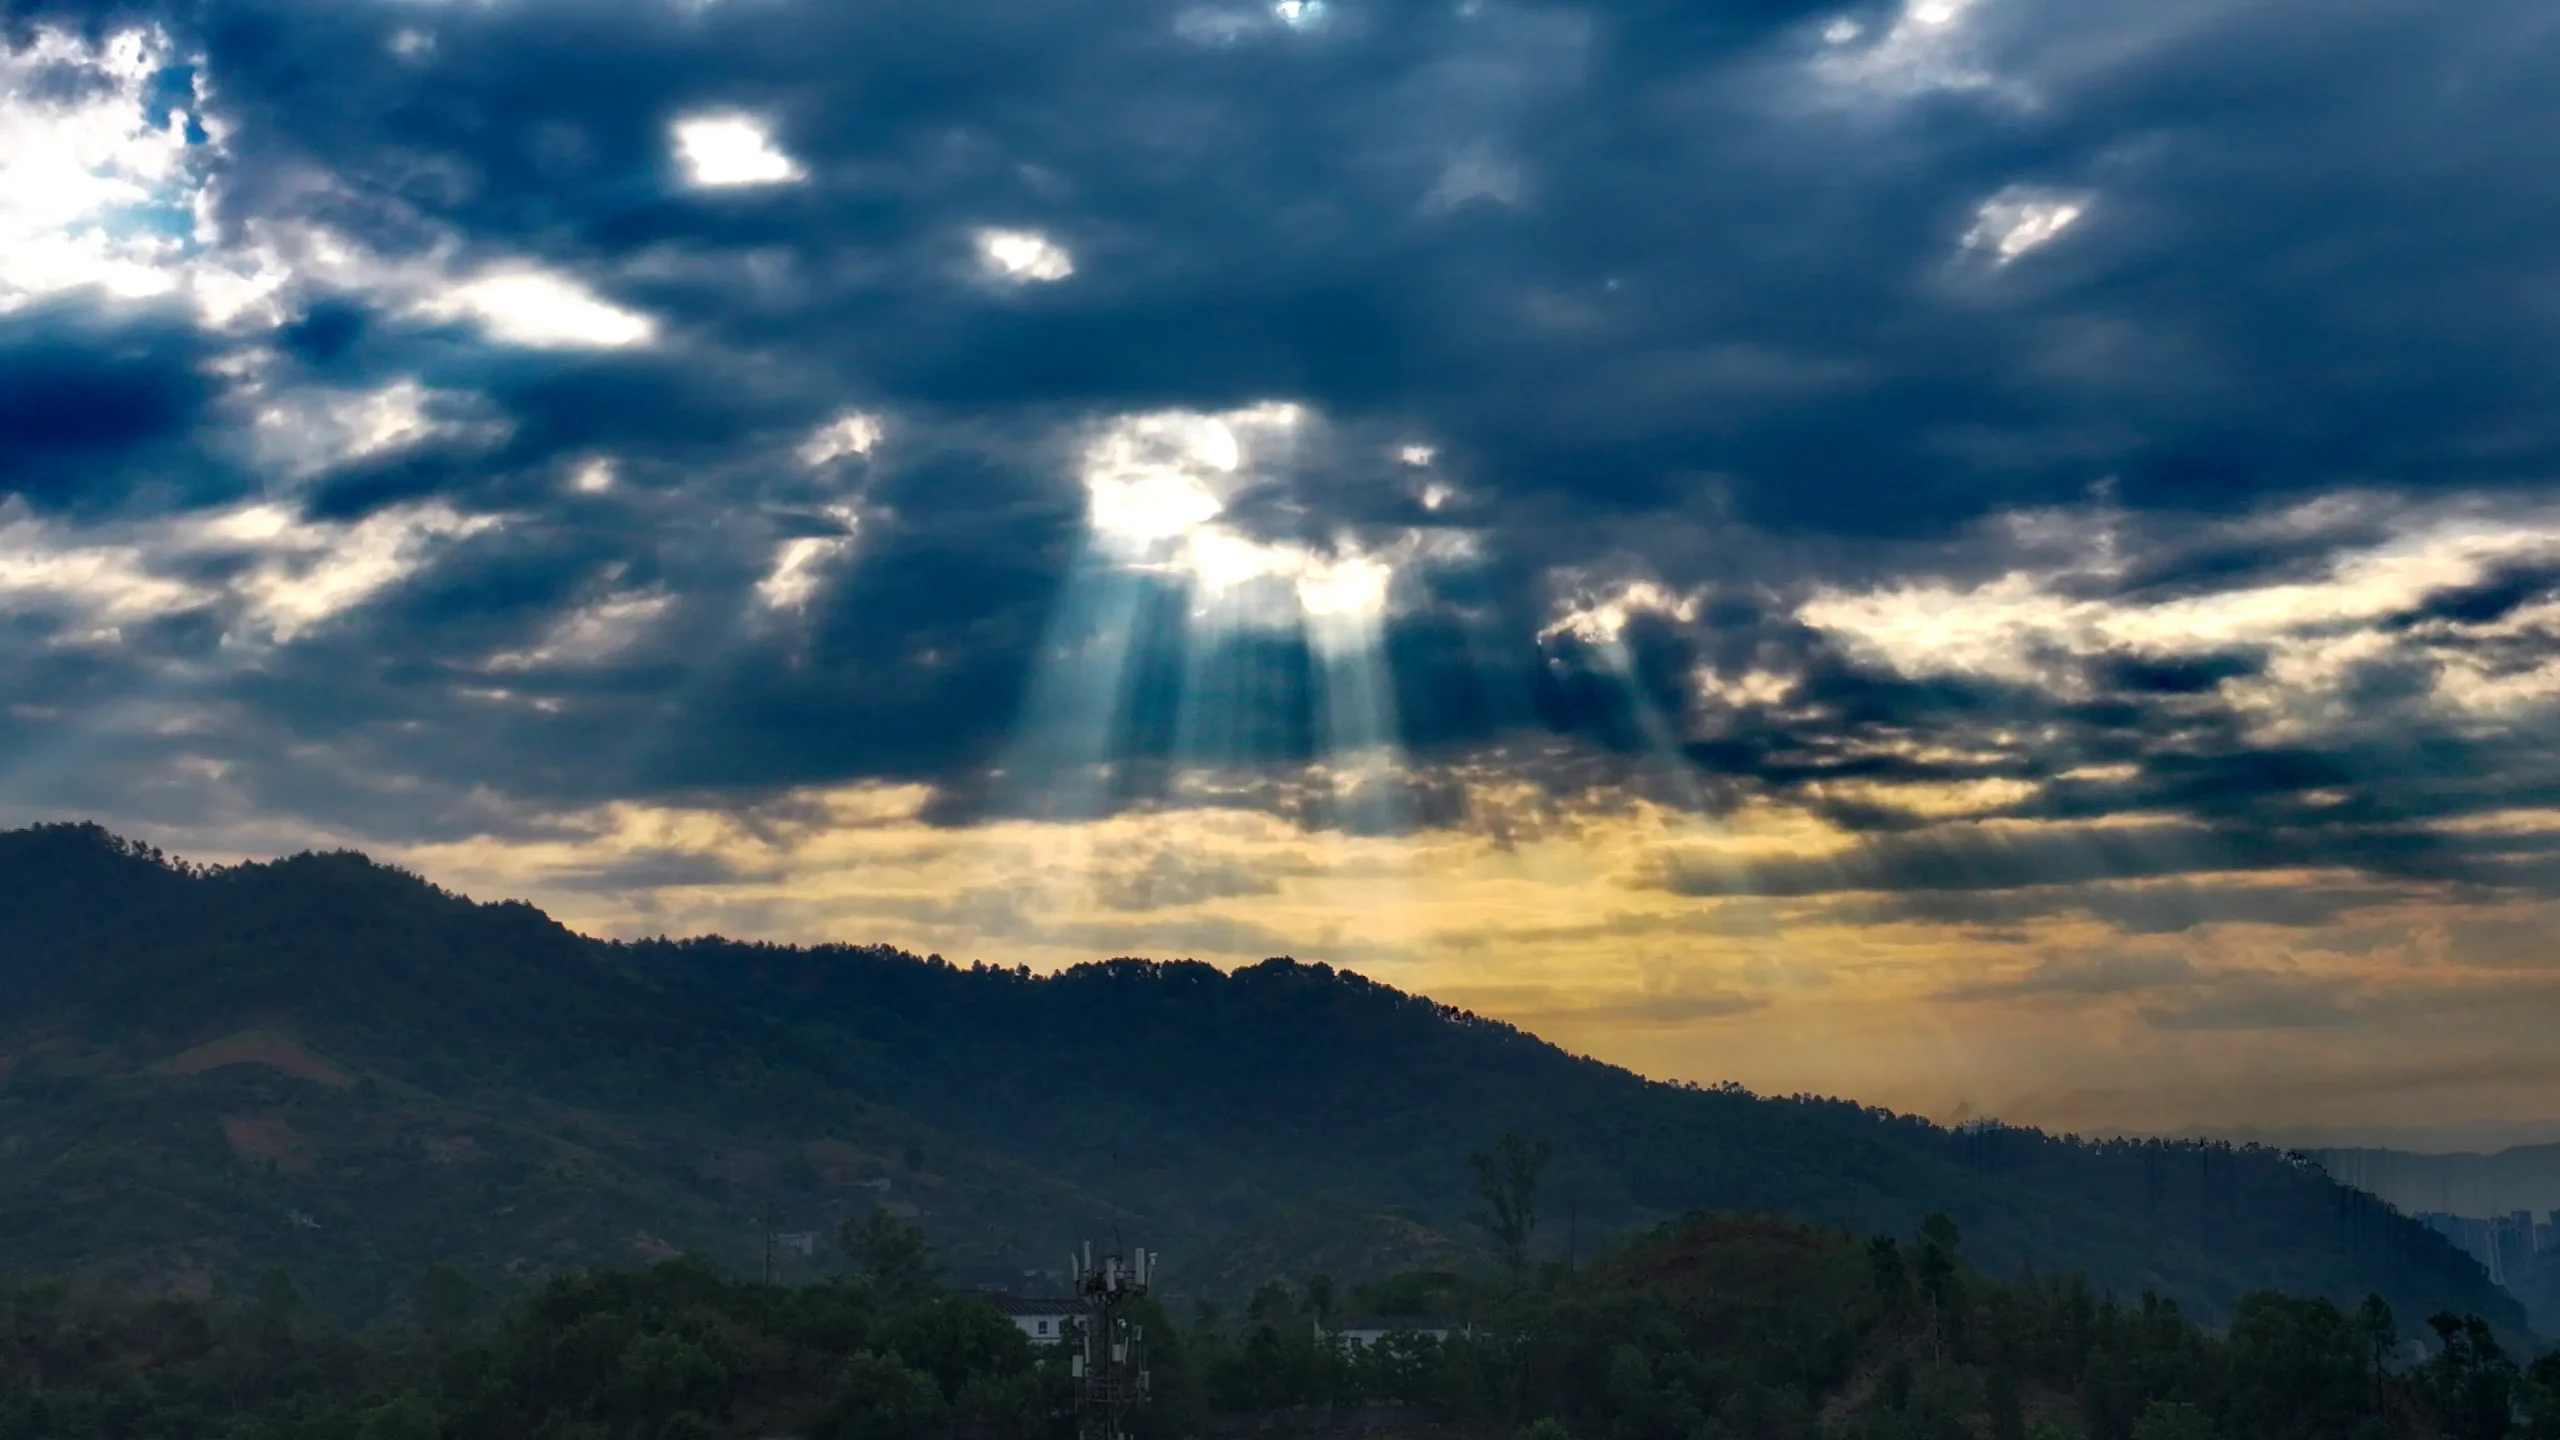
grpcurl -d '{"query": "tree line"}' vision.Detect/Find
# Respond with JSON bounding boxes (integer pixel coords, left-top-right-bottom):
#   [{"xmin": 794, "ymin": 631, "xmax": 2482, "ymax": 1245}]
[{"xmin": 1, "ymin": 1134, "xmax": 2556, "ymax": 1439}]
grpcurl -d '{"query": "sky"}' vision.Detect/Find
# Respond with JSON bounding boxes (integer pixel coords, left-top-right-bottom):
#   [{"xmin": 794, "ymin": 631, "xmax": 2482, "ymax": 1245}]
[{"xmin": 7, "ymin": 0, "xmax": 2560, "ymax": 1148}]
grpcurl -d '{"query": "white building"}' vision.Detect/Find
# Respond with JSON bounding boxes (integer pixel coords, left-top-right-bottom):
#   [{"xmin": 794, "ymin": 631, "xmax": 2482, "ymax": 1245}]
[{"xmin": 984, "ymin": 1296, "xmax": 1089, "ymax": 1344}]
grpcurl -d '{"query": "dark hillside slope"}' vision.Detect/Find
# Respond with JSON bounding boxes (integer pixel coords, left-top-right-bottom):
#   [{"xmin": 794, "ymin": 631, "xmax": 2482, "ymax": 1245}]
[
  {"xmin": 0, "ymin": 826, "xmax": 830, "ymax": 1126},
  {"xmin": 0, "ymin": 825, "xmax": 1116, "ymax": 1318},
  {"xmin": 0, "ymin": 823, "xmax": 2526, "ymax": 1338},
  {"xmin": 631, "ymin": 936, "xmax": 2528, "ymax": 1334}
]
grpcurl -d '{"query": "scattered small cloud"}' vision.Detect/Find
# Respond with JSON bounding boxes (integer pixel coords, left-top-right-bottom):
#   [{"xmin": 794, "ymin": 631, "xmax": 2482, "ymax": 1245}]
[
  {"xmin": 1963, "ymin": 186, "xmax": 2091, "ymax": 263},
  {"xmin": 975, "ymin": 228, "xmax": 1074, "ymax": 283},
  {"xmin": 799, "ymin": 412, "xmax": 883, "ymax": 467}
]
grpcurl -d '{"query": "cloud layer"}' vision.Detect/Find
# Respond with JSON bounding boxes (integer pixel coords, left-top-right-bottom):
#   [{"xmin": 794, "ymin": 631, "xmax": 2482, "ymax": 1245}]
[{"xmin": 10, "ymin": 0, "xmax": 2560, "ymax": 1139}]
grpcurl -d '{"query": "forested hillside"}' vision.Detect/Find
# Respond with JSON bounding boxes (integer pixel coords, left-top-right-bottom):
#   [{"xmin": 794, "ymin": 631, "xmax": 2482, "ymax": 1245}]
[{"xmin": 0, "ymin": 823, "xmax": 2526, "ymax": 1340}]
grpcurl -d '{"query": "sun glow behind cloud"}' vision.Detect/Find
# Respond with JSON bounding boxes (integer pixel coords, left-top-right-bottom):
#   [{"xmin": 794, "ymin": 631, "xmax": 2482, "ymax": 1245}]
[
  {"xmin": 0, "ymin": 26, "xmax": 205, "ymax": 310},
  {"xmin": 671, "ymin": 112, "xmax": 803, "ymax": 188},
  {"xmin": 975, "ymin": 228, "xmax": 1075, "ymax": 283},
  {"xmin": 1964, "ymin": 186, "xmax": 2090, "ymax": 262},
  {"xmin": 982, "ymin": 401, "xmax": 1453, "ymax": 941},
  {"xmin": 420, "ymin": 269, "xmax": 656, "ymax": 348}
]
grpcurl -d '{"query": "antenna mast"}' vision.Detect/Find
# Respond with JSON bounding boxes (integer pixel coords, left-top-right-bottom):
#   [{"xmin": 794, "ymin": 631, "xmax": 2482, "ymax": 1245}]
[{"xmin": 1070, "ymin": 1239, "xmax": 1157, "ymax": 1440}]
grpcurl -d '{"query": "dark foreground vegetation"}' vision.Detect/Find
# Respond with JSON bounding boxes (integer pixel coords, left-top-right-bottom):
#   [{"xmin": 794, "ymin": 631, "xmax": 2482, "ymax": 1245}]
[{"xmin": 4, "ymin": 1209, "xmax": 2558, "ymax": 1440}]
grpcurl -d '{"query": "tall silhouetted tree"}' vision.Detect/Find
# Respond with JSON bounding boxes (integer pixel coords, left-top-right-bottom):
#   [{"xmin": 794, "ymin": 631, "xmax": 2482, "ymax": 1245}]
[
  {"xmin": 2418, "ymin": 1313, "xmax": 2518, "ymax": 1440},
  {"xmin": 1469, "ymin": 1132, "xmax": 1554, "ymax": 1272},
  {"xmin": 1306, "ymin": 1272, "xmax": 1337, "ymax": 1328},
  {"xmin": 2360, "ymin": 1293, "xmax": 2397, "ymax": 1403},
  {"xmin": 839, "ymin": 1207, "xmax": 943, "ymax": 1302},
  {"xmin": 1915, "ymin": 1213, "xmax": 1963, "ymax": 1358},
  {"xmin": 414, "ymin": 1263, "xmax": 479, "ymax": 1347},
  {"xmin": 1869, "ymin": 1235, "xmax": 1913, "ymax": 1322}
]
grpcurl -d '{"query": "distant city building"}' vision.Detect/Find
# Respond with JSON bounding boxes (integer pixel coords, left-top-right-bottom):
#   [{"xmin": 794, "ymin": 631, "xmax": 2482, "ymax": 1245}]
[
  {"xmin": 2418, "ymin": 1210, "xmax": 2547, "ymax": 1288},
  {"xmin": 979, "ymin": 1295, "xmax": 1088, "ymax": 1344},
  {"xmin": 2495, "ymin": 1212, "xmax": 2537, "ymax": 1286}
]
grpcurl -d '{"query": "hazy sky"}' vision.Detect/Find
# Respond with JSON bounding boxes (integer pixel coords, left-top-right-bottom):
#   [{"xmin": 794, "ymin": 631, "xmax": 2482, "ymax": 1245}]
[{"xmin": 9, "ymin": 0, "xmax": 2560, "ymax": 1143}]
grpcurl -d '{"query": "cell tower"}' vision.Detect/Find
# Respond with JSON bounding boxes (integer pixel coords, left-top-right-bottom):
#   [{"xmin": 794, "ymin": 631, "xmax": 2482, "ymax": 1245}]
[{"xmin": 1068, "ymin": 1239, "xmax": 1156, "ymax": 1440}]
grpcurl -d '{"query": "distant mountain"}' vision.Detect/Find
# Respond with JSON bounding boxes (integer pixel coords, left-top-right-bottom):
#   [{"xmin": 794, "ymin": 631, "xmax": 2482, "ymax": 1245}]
[
  {"xmin": 2319, "ymin": 1145, "xmax": 2560, "ymax": 1220},
  {"xmin": 0, "ymin": 821, "xmax": 2529, "ymax": 1340}
]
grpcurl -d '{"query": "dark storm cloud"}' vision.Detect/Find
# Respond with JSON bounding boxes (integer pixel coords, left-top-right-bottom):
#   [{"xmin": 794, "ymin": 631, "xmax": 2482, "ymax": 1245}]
[
  {"xmin": 10, "ymin": 0, "xmax": 2560, "ymax": 916},
  {"xmin": 146, "ymin": 0, "xmax": 2560, "ymax": 534},
  {"xmin": 2385, "ymin": 564, "xmax": 2560, "ymax": 631},
  {"xmin": 0, "ymin": 301, "xmax": 224, "ymax": 511},
  {"xmin": 1835, "ymin": 879, "xmax": 2413, "ymax": 936},
  {"xmin": 1645, "ymin": 809, "xmax": 2560, "ymax": 902}
]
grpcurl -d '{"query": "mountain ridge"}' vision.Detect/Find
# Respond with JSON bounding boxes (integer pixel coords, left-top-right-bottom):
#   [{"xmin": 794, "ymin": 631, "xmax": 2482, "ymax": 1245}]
[{"xmin": 0, "ymin": 821, "xmax": 2529, "ymax": 1340}]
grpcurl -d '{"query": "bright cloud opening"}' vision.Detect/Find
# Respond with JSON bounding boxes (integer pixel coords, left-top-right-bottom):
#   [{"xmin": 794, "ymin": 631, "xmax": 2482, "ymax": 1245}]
[
  {"xmin": 1540, "ymin": 579, "xmax": 1703, "ymax": 646},
  {"xmin": 1083, "ymin": 409, "xmax": 1263, "ymax": 547},
  {"xmin": 246, "ymin": 378, "xmax": 509, "ymax": 481},
  {"xmin": 1297, "ymin": 551, "xmax": 1393, "ymax": 620},
  {"xmin": 0, "ymin": 26, "xmax": 202, "ymax": 311},
  {"xmin": 0, "ymin": 499, "xmax": 497, "ymax": 648},
  {"xmin": 1797, "ymin": 498, "xmax": 2560, "ymax": 735},
  {"xmin": 238, "ymin": 504, "xmax": 500, "ymax": 643},
  {"xmin": 1078, "ymin": 404, "xmax": 1409, "ymax": 626},
  {"xmin": 800, "ymin": 412, "xmax": 885, "ymax": 467},
  {"xmin": 758, "ymin": 529, "xmax": 857, "ymax": 611},
  {"xmin": 422, "ymin": 268, "xmax": 657, "ymax": 348},
  {"xmin": 976, "ymin": 228, "xmax": 1075, "ymax": 283},
  {"xmin": 1965, "ymin": 187, "xmax": 2091, "ymax": 263},
  {"xmin": 487, "ymin": 589, "xmax": 671, "ymax": 671},
  {"xmin": 672, "ymin": 113, "xmax": 804, "ymax": 188},
  {"xmin": 1813, "ymin": 0, "xmax": 2008, "ymax": 101}
]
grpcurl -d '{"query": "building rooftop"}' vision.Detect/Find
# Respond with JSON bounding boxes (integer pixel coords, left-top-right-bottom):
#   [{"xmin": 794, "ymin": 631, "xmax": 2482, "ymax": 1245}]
[{"xmin": 972, "ymin": 1295, "xmax": 1091, "ymax": 1318}]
